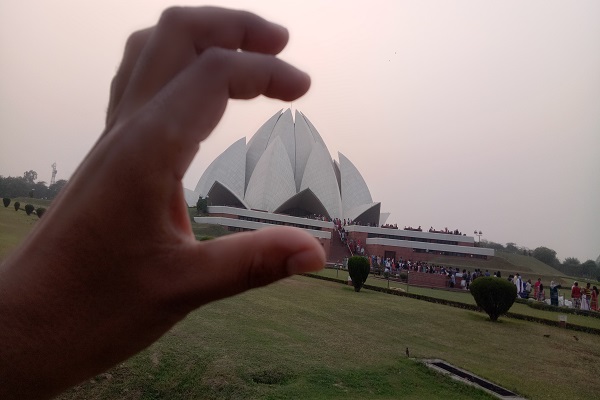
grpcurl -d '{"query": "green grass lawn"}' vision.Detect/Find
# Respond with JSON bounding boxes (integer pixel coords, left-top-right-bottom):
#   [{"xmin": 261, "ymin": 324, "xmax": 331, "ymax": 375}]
[
  {"xmin": 56, "ymin": 275, "xmax": 600, "ymax": 400},
  {"xmin": 0, "ymin": 200, "xmax": 44, "ymax": 261},
  {"xmin": 4, "ymin": 206, "xmax": 599, "ymax": 398},
  {"xmin": 312, "ymin": 268, "xmax": 600, "ymax": 331}
]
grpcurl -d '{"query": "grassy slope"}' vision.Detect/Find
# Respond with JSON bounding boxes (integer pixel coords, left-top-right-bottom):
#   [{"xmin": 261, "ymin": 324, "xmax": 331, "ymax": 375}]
[
  {"xmin": 431, "ymin": 250, "xmax": 575, "ymax": 286},
  {"xmin": 57, "ymin": 276, "xmax": 600, "ymax": 400}
]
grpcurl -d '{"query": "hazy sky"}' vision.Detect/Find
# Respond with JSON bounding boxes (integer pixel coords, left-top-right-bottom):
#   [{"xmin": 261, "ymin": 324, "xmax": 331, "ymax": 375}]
[{"xmin": 1, "ymin": 1, "xmax": 599, "ymax": 262}]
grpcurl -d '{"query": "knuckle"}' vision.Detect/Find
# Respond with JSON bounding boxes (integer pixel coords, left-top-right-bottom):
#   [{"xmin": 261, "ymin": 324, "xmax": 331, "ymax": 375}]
[
  {"xmin": 124, "ymin": 29, "xmax": 150, "ymax": 54},
  {"xmin": 158, "ymin": 6, "xmax": 188, "ymax": 29}
]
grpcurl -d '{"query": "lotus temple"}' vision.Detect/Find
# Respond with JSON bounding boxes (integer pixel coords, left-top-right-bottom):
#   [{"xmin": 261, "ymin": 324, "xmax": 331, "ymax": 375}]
[{"xmin": 186, "ymin": 109, "xmax": 494, "ymax": 263}]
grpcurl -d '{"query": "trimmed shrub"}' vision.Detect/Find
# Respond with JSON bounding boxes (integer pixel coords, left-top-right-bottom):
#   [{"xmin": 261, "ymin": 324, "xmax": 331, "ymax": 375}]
[
  {"xmin": 36, "ymin": 207, "xmax": 46, "ymax": 218},
  {"xmin": 469, "ymin": 277, "xmax": 517, "ymax": 321},
  {"xmin": 199, "ymin": 235, "xmax": 214, "ymax": 241},
  {"xmin": 348, "ymin": 256, "xmax": 370, "ymax": 292},
  {"xmin": 14, "ymin": 201, "xmax": 20, "ymax": 211},
  {"xmin": 196, "ymin": 196, "xmax": 208, "ymax": 215},
  {"xmin": 2, "ymin": 198, "xmax": 10, "ymax": 207},
  {"xmin": 24, "ymin": 204, "xmax": 34, "ymax": 215}
]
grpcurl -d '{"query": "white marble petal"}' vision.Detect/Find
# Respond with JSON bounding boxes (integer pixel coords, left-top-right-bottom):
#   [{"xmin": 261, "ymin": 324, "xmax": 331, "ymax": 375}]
[
  {"xmin": 379, "ymin": 212, "xmax": 391, "ymax": 225},
  {"xmin": 300, "ymin": 145, "xmax": 343, "ymax": 219},
  {"xmin": 195, "ymin": 137, "xmax": 246, "ymax": 199},
  {"xmin": 245, "ymin": 109, "xmax": 282, "ymax": 191},
  {"xmin": 183, "ymin": 187, "xmax": 199, "ymax": 207},
  {"xmin": 293, "ymin": 110, "xmax": 315, "ymax": 191},
  {"xmin": 268, "ymin": 109, "xmax": 295, "ymax": 176},
  {"xmin": 300, "ymin": 111, "xmax": 327, "ymax": 148},
  {"xmin": 339, "ymin": 152, "xmax": 373, "ymax": 216},
  {"xmin": 244, "ymin": 137, "xmax": 297, "ymax": 212}
]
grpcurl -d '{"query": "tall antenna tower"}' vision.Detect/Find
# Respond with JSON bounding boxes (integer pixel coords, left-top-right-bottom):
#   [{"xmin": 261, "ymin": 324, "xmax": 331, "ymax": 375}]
[{"xmin": 51, "ymin": 162, "xmax": 57, "ymax": 185}]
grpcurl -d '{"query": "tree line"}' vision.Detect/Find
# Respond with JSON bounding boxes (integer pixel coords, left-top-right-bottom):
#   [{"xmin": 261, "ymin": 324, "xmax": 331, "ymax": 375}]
[
  {"xmin": 479, "ymin": 239, "xmax": 600, "ymax": 281},
  {"xmin": 0, "ymin": 170, "xmax": 67, "ymax": 200}
]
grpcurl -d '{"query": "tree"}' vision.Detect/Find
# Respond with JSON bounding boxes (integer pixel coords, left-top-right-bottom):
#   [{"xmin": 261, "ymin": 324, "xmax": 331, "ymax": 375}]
[
  {"xmin": 479, "ymin": 240, "xmax": 505, "ymax": 252},
  {"xmin": 24, "ymin": 204, "xmax": 34, "ymax": 215},
  {"xmin": 596, "ymin": 254, "xmax": 600, "ymax": 268},
  {"xmin": 196, "ymin": 196, "xmax": 208, "ymax": 215},
  {"xmin": 14, "ymin": 201, "xmax": 20, "ymax": 211},
  {"xmin": 562, "ymin": 257, "xmax": 580, "ymax": 269},
  {"xmin": 505, "ymin": 242, "xmax": 519, "ymax": 254},
  {"xmin": 580, "ymin": 260, "xmax": 600, "ymax": 279},
  {"xmin": 348, "ymin": 256, "xmax": 370, "ymax": 292},
  {"xmin": 47, "ymin": 179, "xmax": 68, "ymax": 199},
  {"xmin": 33, "ymin": 181, "xmax": 49, "ymax": 199},
  {"xmin": 36, "ymin": 207, "xmax": 46, "ymax": 218},
  {"xmin": 469, "ymin": 277, "xmax": 517, "ymax": 321},
  {"xmin": 2, "ymin": 198, "xmax": 10, "ymax": 207},
  {"xmin": 0, "ymin": 175, "xmax": 29, "ymax": 198},
  {"xmin": 532, "ymin": 246, "xmax": 559, "ymax": 267},
  {"xmin": 23, "ymin": 170, "xmax": 38, "ymax": 183},
  {"xmin": 0, "ymin": 175, "xmax": 67, "ymax": 200}
]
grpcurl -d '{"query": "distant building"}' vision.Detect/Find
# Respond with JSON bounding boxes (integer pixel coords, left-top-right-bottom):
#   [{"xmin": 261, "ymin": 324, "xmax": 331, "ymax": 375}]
[{"xmin": 191, "ymin": 109, "xmax": 493, "ymax": 262}]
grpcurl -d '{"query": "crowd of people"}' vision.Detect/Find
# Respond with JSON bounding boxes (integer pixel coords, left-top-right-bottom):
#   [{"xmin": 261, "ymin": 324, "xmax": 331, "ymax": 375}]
[
  {"xmin": 428, "ymin": 227, "xmax": 465, "ymax": 236},
  {"xmin": 365, "ymin": 256, "xmax": 498, "ymax": 290},
  {"xmin": 332, "ymin": 220, "xmax": 599, "ymax": 313},
  {"xmin": 346, "ymin": 249, "xmax": 600, "ymax": 313},
  {"xmin": 381, "ymin": 223, "xmax": 399, "ymax": 229},
  {"xmin": 512, "ymin": 277, "xmax": 599, "ymax": 311},
  {"xmin": 570, "ymin": 281, "xmax": 599, "ymax": 311}
]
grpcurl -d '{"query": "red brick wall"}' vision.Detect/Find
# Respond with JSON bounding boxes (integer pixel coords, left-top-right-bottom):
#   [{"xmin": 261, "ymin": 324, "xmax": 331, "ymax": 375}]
[
  {"xmin": 320, "ymin": 238, "xmax": 331, "ymax": 260},
  {"xmin": 407, "ymin": 271, "xmax": 449, "ymax": 288},
  {"xmin": 364, "ymin": 244, "xmax": 433, "ymax": 263}
]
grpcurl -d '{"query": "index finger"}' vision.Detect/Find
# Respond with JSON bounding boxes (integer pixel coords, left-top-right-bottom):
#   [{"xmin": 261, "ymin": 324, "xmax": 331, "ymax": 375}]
[{"xmin": 114, "ymin": 7, "xmax": 290, "ymax": 122}]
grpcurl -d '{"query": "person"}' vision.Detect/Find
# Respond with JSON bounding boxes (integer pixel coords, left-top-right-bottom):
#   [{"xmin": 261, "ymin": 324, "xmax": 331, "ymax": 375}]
[
  {"xmin": 591, "ymin": 286, "xmax": 599, "ymax": 311},
  {"xmin": 514, "ymin": 273, "xmax": 523, "ymax": 297},
  {"xmin": 549, "ymin": 281, "xmax": 561, "ymax": 307},
  {"xmin": 583, "ymin": 283, "xmax": 592, "ymax": 309},
  {"xmin": 0, "ymin": 7, "xmax": 326, "ymax": 399},
  {"xmin": 572, "ymin": 282, "xmax": 581, "ymax": 309},
  {"xmin": 538, "ymin": 282, "xmax": 545, "ymax": 302},
  {"xmin": 534, "ymin": 278, "xmax": 541, "ymax": 300}
]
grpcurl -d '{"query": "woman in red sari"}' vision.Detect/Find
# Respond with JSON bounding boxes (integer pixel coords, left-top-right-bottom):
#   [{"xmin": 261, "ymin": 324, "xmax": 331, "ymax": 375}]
[{"xmin": 591, "ymin": 286, "xmax": 599, "ymax": 311}]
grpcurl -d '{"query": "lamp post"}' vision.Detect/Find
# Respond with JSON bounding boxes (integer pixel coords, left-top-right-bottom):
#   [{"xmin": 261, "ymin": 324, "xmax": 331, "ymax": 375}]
[{"xmin": 474, "ymin": 230, "xmax": 482, "ymax": 243}]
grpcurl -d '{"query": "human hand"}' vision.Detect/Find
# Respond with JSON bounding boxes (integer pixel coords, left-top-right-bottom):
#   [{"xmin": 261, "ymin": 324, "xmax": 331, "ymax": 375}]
[{"xmin": 0, "ymin": 7, "xmax": 325, "ymax": 399}]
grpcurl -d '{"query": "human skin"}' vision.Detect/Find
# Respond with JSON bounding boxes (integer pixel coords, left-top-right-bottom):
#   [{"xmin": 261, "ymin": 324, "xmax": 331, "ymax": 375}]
[{"xmin": 0, "ymin": 7, "xmax": 325, "ymax": 399}]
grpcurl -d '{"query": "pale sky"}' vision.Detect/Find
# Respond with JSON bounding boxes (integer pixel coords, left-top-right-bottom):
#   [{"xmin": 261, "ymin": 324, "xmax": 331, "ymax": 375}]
[{"xmin": 1, "ymin": 1, "xmax": 599, "ymax": 262}]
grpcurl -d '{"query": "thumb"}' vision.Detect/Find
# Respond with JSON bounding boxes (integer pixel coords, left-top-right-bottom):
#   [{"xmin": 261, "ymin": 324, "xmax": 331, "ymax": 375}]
[{"xmin": 172, "ymin": 226, "xmax": 326, "ymax": 308}]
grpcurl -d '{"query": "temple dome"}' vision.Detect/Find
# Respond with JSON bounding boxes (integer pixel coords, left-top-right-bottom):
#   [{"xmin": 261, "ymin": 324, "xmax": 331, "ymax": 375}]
[{"xmin": 191, "ymin": 109, "xmax": 382, "ymax": 225}]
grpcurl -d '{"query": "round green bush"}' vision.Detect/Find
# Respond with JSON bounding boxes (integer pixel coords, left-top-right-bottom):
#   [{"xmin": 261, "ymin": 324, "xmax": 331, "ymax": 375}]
[
  {"xmin": 24, "ymin": 204, "xmax": 35, "ymax": 215},
  {"xmin": 3, "ymin": 198, "xmax": 10, "ymax": 207},
  {"xmin": 13, "ymin": 201, "xmax": 20, "ymax": 211},
  {"xmin": 469, "ymin": 277, "xmax": 517, "ymax": 321},
  {"xmin": 348, "ymin": 256, "xmax": 370, "ymax": 292},
  {"xmin": 36, "ymin": 207, "xmax": 46, "ymax": 218}
]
